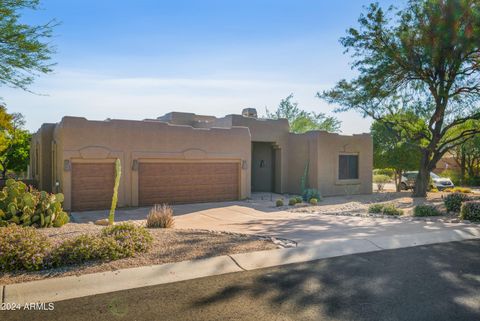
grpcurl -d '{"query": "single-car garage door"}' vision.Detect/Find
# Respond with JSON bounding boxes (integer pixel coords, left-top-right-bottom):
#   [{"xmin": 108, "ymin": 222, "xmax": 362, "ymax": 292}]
[
  {"xmin": 138, "ymin": 162, "xmax": 239, "ymax": 206},
  {"xmin": 71, "ymin": 163, "xmax": 115, "ymax": 211}
]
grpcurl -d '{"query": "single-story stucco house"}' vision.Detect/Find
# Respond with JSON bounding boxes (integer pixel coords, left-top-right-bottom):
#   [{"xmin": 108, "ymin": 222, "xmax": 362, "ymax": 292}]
[{"xmin": 30, "ymin": 109, "xmax": 372, "ymax": 211}]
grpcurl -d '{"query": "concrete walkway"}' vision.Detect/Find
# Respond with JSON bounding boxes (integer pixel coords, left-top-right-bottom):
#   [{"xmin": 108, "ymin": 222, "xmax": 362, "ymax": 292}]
[{"xmin": 72, "ymin": 196, "xmax": 480, "ymax": 247}]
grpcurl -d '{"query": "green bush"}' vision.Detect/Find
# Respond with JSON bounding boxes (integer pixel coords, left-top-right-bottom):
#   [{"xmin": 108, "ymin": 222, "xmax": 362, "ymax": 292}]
[
  {"xmin": 0, "ymin": 224, "xmax": 52, "ymax": 271},
  {"xmin": 373, "ymin": 174, "xmax": 390, "ymax": 192},
  {"xmin": 52, "ymin": 234, "xmax": 122, "ymax": 266},
  {"xmin": 368, "ymin": 203, "xmax": 385, "ymax": 213},
  {"xmin": 0, "ymin": 179, "xmax": 68, "ymax": 228},
  {"xmin": 414, "ymin": 205, "xmax": 442, "ymax": 217},
  {"xmin": 368, "ymin": 203, "xmax": 403, "ymax": 215},
  {"xmin": 373, "ymin": 168, "xmax": 395, "ymax": 178},
  {"xmin": 288, "ymin": 198, "xmax": 297, "ymax": 206},
  {"xmin": 460, "ymin": 201, "xmax": 480, "ymax": 222},
  {"xmin": 302, "ymin": 188, "xmax": 321, "ymax": 202},
  {"xmin": 440, "ymin": 169, "xmax": 462, "ymax": 185},
  {"xmin": 309, "ymin": 198, "xmax": 318, "ymax": 205},
  {"xmin": 53, "ymin": 223, "xmax": 153, "ymax": 266},
  {"xmin": 382, "ymin": 204, "xmax": 404, "ymax": 216},
  {"xmin": 444, "ymin": 193, "xmax": 470, "ymax": 212},
  {"xmin": 275, "ymin": 199, "xmax": 284, "ymax": 207},
  {"xmin": 295, "ymin": 196, "xmax": 303, "ymax": 203},
  {"xmin": 102, "ymin": 223, "xmax": 153, "ymax": 256}
]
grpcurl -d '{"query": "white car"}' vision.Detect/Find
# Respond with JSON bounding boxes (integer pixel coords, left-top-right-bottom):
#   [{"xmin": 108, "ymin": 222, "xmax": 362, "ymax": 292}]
[{"xmin": 401, "ymin": 171, "xmax": 454, "ymax": 191}]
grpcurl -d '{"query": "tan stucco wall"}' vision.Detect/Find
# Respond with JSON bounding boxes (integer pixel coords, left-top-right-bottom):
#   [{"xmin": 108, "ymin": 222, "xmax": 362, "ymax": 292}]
[
  {"xmin": 52, "ymin": 117, "xmax": 251, "ymax": 210},
  {"xmin": 32, "ymin": 111, "xmax": 372, "ymax": 211},
  {"xmin": 287, "ymin": 131, "xmax": 373, "ymax": 196},
  {"xmin": 228, "ymin": 115, "xmax": 290, "ymax": 193},
  {"xmin": 30, "ymin": 123, "xmax": 55, "ymax": 192},
  {"xmin": 315, "ymin": 132, "xmax": 373, "ymax": 196}
]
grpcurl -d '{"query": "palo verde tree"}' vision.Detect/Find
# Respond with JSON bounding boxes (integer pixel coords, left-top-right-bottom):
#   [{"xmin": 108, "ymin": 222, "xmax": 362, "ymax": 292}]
[
  {"xmin": 267, "ymin": 94, "xmax": 341, "ymax": 133},
  {"xmin": 320, "ymin": 0, "xmax": 480, "ymax": 196},
  {"xmin": 371, "ymin": 112, "xmax": 423, "ymax": 192},
  {"xmin": 0, "ymin": 0, "xmax": 56, "ymax": 97},
  {"xmin": 0, "ymin": 108, "xmax": 31, "ymax": 178}
]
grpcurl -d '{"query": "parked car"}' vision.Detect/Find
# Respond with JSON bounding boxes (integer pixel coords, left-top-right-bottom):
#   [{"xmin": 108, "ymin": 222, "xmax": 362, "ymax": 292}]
[{"xmin": 400, "ymin": 171, "xmax": 454, "ymax": 191}]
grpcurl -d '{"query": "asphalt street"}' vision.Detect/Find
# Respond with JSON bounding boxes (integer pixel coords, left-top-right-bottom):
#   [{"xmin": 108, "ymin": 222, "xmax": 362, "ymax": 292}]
[{"xmin": 3, "ymin": 240, "xmax": 480, "ymax": 321}]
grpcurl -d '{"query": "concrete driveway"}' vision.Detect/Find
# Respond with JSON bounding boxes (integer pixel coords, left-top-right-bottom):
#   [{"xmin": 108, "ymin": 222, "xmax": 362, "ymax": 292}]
[{"xmin": 71, "ymin": 194, "xmax": 480, "ymax": 247}]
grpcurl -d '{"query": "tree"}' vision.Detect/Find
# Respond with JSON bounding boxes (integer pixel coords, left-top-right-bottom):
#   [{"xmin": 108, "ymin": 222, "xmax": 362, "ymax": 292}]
[
  {"xmin": 266, "ymin": 94, "xmax": 341, "ymax": 133},
  {"xmin": 0, "ymin": 0, "xmax": 56, "ymax": 98},
  {"xmin": 371, "ymin": 113, "xmax": 423, "ymax": 192},
  {"xmin": 320, "ymin": 0, "xmax": 480, "ymax": 197},
  {"xmin": 451, "ymin": 128, "xmax": 480, "ymax": 182},
  {"xmin": 0, "ymin": 109, "xmax": 31, "ymax": 178}
]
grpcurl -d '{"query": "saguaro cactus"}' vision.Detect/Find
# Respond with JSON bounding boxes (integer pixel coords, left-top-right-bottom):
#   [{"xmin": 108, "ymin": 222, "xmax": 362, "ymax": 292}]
[{"xmin": 108, "ymin": 158, "xmax": 122, "ymax": 225}]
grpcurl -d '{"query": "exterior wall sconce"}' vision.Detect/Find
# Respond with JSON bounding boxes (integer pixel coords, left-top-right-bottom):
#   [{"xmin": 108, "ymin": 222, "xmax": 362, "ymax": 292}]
[
  {"xmin": 63, "ymin": 160, "xmax": 71, "ymax": 171},
  {"xmin": 242, "ymin": 160, "xmax": 248, "ymax": 170},
  {"xmin": 132, "ymin": 159, "xmax": 139, "ymax": 171}
]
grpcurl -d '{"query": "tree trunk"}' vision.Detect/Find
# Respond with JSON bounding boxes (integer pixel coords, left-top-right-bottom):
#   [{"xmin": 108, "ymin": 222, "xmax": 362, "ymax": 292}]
[
  {"xmin": 460, "ymin": 149, "xmax": 466, "ymax": 185},
  {"xmin": 413, "ymin": 152, "xmax": 431, "ymax": 197},
  {"xmin": 395, "ymin": 169, "xmax": 402, "ymax": 192}
]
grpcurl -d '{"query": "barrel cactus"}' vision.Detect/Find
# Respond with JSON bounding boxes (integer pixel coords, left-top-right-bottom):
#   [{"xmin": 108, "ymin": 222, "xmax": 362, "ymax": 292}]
[{"xmin": 0, "ymin": 179, "xmax": 69, "ymax": 228}]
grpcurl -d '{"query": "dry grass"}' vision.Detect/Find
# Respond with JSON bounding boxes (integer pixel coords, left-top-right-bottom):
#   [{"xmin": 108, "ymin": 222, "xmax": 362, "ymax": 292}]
[{"xmin": 146, "ymin": 204, "xmax": 175, "ymax": 228}]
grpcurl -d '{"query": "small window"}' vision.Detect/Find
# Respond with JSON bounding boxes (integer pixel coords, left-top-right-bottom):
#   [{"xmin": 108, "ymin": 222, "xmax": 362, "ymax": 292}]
[{"xmin": 339, "ymin": 155, "xmax": 359, "ymax": 180}]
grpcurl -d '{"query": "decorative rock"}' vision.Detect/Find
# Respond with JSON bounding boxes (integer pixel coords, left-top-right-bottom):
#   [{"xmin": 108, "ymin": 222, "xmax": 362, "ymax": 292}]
[{"xmin": 94, "ymin": 218, "xmax": 110, "ymax": 226}]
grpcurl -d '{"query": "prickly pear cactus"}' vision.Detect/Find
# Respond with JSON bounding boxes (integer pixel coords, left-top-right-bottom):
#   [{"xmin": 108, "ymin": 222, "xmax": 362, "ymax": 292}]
[{"xmin": 0, "ymin": 179, "xmax": 69, "ymax": 228}]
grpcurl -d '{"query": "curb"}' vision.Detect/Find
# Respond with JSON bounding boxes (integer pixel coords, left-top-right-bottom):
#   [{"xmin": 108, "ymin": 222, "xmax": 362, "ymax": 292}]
[
  {"xmin": 3, "ymin": 255, "xmax": 241, "ymax": 304},
  {"xmin": 3, "ymin": 228, "xmax": 480, "ymax": 304}
]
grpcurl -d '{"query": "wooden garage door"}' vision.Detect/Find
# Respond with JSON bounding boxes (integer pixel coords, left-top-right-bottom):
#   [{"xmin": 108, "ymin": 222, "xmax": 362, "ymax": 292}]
[
  {"xmin": 138, "ymin": 162, "xmax": 239, "ymax": 206},
  {"xmin": 71, "ymin": 163, "xmax": 115, "ymax": 211}
]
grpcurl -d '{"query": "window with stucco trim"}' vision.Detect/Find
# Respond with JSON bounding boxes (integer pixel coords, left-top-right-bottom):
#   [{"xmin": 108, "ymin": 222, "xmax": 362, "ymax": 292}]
[{"xmin": 338, "ymin": 155, "xmax": 359, "ymax": 180}]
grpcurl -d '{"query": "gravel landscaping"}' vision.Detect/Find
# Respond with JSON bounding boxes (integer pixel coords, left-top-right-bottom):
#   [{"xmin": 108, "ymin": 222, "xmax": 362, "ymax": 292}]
[
  {"xmin": 289, "ymin": 191, "xmax": 480, "ymax": 223},
  {"xmin": 0, "ymin": 223, "xmax": 278, "ymax": 285}
]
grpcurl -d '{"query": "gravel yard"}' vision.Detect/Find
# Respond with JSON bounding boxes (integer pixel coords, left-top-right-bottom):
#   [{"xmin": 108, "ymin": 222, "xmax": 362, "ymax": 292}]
[
  {"xmin": 0, "ymin": 223, "xmax": 278, "ymax": 285},
  {"xmin": 290, "ymin": 191, "xmax": 480, "ymax": 222}
]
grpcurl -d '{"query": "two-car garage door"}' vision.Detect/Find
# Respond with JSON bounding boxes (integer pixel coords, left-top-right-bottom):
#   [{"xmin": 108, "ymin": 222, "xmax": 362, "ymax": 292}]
[
  {"xmin": 138, "ymin": 162, "xmax": 239, "ymax": 206},
  {"xmin": 71, "ymin": 161, "xmax": 240, "ymax": 211}
]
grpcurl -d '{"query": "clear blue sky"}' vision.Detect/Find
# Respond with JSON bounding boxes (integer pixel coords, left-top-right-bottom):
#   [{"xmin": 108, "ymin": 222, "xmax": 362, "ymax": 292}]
[{"xmin": 3, "ymin": 0, "xmax": 401, "ymax": 134}]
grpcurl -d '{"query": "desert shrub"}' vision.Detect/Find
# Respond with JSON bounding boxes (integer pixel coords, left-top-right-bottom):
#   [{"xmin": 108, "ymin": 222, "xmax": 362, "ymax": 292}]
[
  {"xmin": 444, "ymin": 188, "xmax": 453, "ymax": 193},
  {"xmin": 302, "ymin": 188, "xmax": 321, "ymax": 202},
  {"xmin": 373, "ymin": 168, "xmax": 395, "ymax": 178},
  {"xmin": 51, "ymin": 234, "xmax": 122, "ymax": 266},
  {"xmin": 414, "ymin": 205, "xmax": 442, "ymax": 217},
  {"xmin": 430, "ymin": 188, "xmax": 439, "ymax": 193},
  {"xmin": 295, "ymin": 196, "xmax": 303, "ymax": 203},
  {"xmin": 309, "ymin": 198, "xmax": 318, "ymax": 205},
  {"xmin": 453, "ymin": 187, "xmax": 472, "ymax": 194},
  {"xmin": 288, "ymin": 198, "xmax": 297, "ymax": 206},
  {"xmin": 444, "ymin": 193, "xmax": 470, "ymax": 212},
  {"xmin": 382, "ymin": 204, "xmax": 404, "ymax": 216},
  {"xmin": 275, "ymin": 199, "xmax": 284, "ymax": 207},
  {"xmin": 146, "ymin": 204, "xmax": 174, "ymax": 228},
  {"xmin": 460, "ymin": 201, "xmax": 480, "ymax": 222},
  {"xmin": 0, "ymin": 179, "xmax": 68, "ymax": 228},
  {"xmin": 102, "ymin": 223, "xmax": 153, "ymax": 256},
  {"xmin": 0, "ymin": 224, "xmax": 52, "ymax": 271},
  {"xmin": 368, "ymin": 203, "xmax": 385, "ymax": 213},
  {"xmin": 465, "ymin": 176, "xmax": 480, "ymax": 186},
  {"xmin": 373, "ymin": 174, "xmax": 390, "ymax": 192}
]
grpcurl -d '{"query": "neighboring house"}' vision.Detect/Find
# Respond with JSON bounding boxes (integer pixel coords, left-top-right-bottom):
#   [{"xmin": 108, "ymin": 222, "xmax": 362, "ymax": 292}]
[
  {"xmin": 434, "ymin": 153, "xmax": 460, "ymax": 174},
  {"xmin": 30, "ymin": 109, "xmax": 372, "ymax": 211}
]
